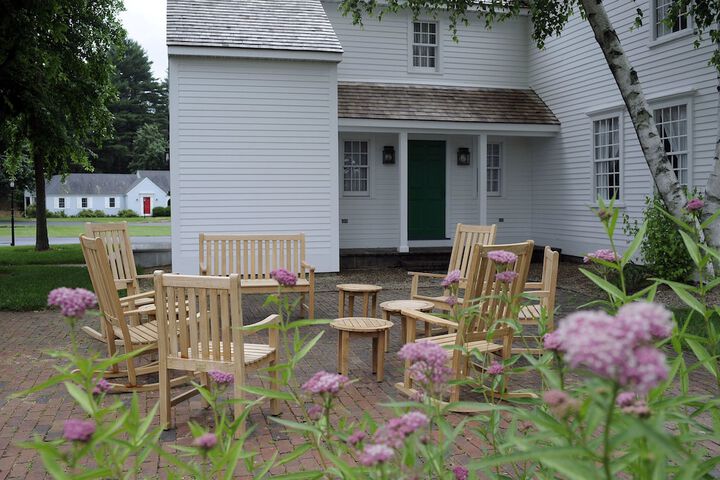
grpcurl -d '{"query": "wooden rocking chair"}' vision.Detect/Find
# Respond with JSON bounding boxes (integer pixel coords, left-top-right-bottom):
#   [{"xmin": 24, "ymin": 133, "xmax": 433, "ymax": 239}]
[
  {"xmin": 513, "ymin": 246, "xmax": 560, "ymax": 354},
  {"xmin": 84, "ymin": 222, "xmax": 154, "ymax": 331},
  {"xmin": 409, "ymin": 224, "xmax": 497, "ymax": 312},
  {"xmin": 399, "ymin": 240, "xmax": 534, "ymax": 410},
  {"xmin": 80, "ymin": 235, "xmax": 190, "ymax": 392},
  {"xmin": 155, "ymin": 272, "xmax": 280, "ymax": 436}
]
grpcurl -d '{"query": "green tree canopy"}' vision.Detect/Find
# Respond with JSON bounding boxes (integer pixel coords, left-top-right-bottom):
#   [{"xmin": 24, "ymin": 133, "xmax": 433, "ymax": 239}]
[
  {"xmin": 130, "ymin": 123, "xmax": 168, "ymax": 171},
  {"xmin": 0, "ymin": 0, "xmax": 126, "ymax": 249}
]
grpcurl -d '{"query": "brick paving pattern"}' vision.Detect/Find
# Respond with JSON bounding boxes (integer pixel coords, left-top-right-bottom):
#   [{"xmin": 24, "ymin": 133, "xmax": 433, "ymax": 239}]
[{"xmin": 0, "ymin": 266, "xmax": 717, "ymax": 478}]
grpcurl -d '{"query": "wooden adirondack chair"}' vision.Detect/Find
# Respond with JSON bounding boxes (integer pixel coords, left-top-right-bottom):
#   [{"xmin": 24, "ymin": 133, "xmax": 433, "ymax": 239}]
[
  {"xmin": 409, "ymin": 224, "xmax": 497, "ymax": 312},
  {"xmin": 513, "ymin": 246, "xmax": 560, "ymax": 354},
  {"xmin": 155, "ymin": 272, "xmax": 280, "ymax": 436},
  {"xmin": 399, "ymin": 240, "xmax": 534, "ymax": 409},
  {"xmin": 84, "ymin": 222, "xmax": 154, "ymax": 329},
  {"xmin": 80, "ymin": 235, "xmax": 190, "ymax": 392}
]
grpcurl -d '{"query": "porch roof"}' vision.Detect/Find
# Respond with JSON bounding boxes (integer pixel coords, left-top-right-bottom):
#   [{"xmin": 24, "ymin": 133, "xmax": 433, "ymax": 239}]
[{"xmin": 338, "ymin": 82, "xmax": 559, "ymax": 125}]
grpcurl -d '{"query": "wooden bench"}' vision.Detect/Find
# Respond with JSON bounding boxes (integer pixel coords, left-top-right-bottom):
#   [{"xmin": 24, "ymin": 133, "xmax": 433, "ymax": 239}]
[{"xmin": 199, "ymin": 233, "xmax": 315, "ymax": 319}]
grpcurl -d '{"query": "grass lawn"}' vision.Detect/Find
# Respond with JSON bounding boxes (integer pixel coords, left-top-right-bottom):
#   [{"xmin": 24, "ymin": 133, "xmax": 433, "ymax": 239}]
[
  {"xmin": 0, "ymin": 244, "xmax": 84, "ymax": 266},
  {"xmin": 0, "ymin": 216, "xmax": 170, "ymax": 223},
  {"xmin": 0, "ymin": 224, "xmax": 169, "ymax": 238},
  {"xmin": 0, "ymin": 265, "xmax": 92, "ymax": 310}
]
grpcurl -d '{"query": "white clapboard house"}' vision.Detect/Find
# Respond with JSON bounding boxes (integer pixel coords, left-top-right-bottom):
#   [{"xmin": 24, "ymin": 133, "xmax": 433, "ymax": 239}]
[
  {"xmin": 26, "ymin": 170, "xmax": 170, "ymax": 217},
  {"xmin": 167, "ymin": 0, "xmax": 718, "ymax": 273}
]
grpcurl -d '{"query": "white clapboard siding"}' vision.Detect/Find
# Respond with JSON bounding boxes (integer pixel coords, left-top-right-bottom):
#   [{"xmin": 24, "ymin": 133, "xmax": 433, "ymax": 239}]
[
  {"xmin": 338, "ymin": 133, "xmax": 533, "ymax": 248},
  {"xmin": 528, "ymin": 0, "xmax": 718, "ymax": 257},
  {"xmin": 322, "ymin": 1, "xmax": 529, "ymax": 88},
  {"xmin": 170, "ymin": 56, "xmax": 340, "ymax": 272}
]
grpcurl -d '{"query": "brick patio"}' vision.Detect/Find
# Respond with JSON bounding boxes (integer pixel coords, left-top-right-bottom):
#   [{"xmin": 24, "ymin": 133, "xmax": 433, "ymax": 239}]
[{"xmin": 0, "ymin": 266, "xmax": 716, "ymax": 478}]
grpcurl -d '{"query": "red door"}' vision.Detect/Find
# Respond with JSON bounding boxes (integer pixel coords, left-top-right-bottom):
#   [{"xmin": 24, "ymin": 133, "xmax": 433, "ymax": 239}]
[{"xmin": 143, "ymin": 197, "xmax": 151, "ymax": 215}]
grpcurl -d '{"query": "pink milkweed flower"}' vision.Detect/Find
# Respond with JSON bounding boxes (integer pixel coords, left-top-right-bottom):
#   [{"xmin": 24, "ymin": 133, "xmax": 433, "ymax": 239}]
[
  {"xmin": 92, "ymin": 379, "xmax": 111, "ymax": 395},
  {"xmin": 358, "ymin": 443, "xmax": 394, "ymax": 466},
  {"xmin": 48, "ymin": 288, "xmax": 97, "ymax": 319},
  {"xmin": 487, "ymin": 361, "xmax": 504, "ymax": 375},
  {"xmin": 543, "ymin": 331, "xmax": 562, "ymax": 351},
  {"xmin": 398, "ymin": 342, "xmax": 452, "ymax": 385},
  {"xmin": 441, "ymin": 269, "xmax": 462, "ymax": 287},
  {"xmin": 307, "ymin": 405, "xmax": 323, "ymax": 421},
  {"xmin": 301, "ymin": 371, "xmax": 349, "ymax": 395},
  {"xmin": 583, "ymin": 249, "xmax": 617, "ymax": 264},
  {"xmin": 208, "ymin": 370, "xmax": 234, "ymax": 385},
  {"xmin": 453, "ymin": 466, "xmax": 469, "ymax": 480},
  {"xmin": 193, "ymin": 432, "xmax": 218, "ymax": 450},
  {"xmin": 686, "ymin": 198, "xmax": 704, "ymax": 212},
  {"xmin": 63, "ymin": 419, "xmax": 95, "ymax": 443},
  {"xmin": 495, "ymin": 270, "xmax": 518, "ymax": 284},
  {"xmin": 615, "ymin": 302, "xmax": 673, "ymax": 343},
  {"xmin": 373, "ymin": 411, "xmax": 429, "ymax": 448},
  {"xmin": 347, "ymin": 430, "xmax": 366, "ymax": 446},
  {"xmin": 616, "ymin": 392, "xmax": 637, "ymax": 408},
  {"xmin": 543, "ymin": 389, "xmax": 579, "ymax": 417},
  {"xmin": 445, "ymin": 295, "xmax": 458, "ymax": 307},
  {"xmin": 487, "ymin": 250, "xmax": 518, "ymax": 265},
  {"xmin": 270, "ymin": 268, "xmax": 297, "ymax": 287}
]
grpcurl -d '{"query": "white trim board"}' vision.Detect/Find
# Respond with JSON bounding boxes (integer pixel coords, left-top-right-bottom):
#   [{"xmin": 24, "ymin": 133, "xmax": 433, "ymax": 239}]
[
  {"xmin": 168, "ymin": 46, "xmax": 343, "ymax": 63},
  {"xmin": 339, "ymin": 119, "xmax": 560, "ymax": 136}
]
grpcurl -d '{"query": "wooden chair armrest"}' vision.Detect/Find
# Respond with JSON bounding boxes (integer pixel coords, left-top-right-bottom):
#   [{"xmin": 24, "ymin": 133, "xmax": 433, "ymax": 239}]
[
  {"xmin": 524, "ymin": 282, "xmax": 544, "ymax": 290},
  {"xmin": 407, "ymin": 271, "xmax": 448, "ymax": 279},
  {"xmin": 114, "ymin": 278, "xmax": 134, "ymax": 289},
  {"xmin": 136, "ymin": 274, "xmax": 154, "ymax": 280},
  {"xmin": 301, "ymin": 260, "xmax": 316, "ymax": 272},
  {"xmin": 120, "ymin": 290, "xmax": 155, "ymax": 302},
  {"xmin": 199, "ymin": 262, "xmax": 207, "ymax": 275},
  {"xmin": 401, "ymin": 309, "xmax": 458, "ymax": 329},
  {"xmin": 243, "ymin": 314, "xmax": 280, "ymax": 348},
  {"xmin": 123, "ymin": 308, "xmax": 147, "ymax": 317}
]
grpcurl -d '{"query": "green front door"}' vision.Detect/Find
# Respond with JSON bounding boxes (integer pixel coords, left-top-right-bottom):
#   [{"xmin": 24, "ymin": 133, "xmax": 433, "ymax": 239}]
[{"xmin": 408, "ymin": 140, "xmax": 446, "ymax": 240}]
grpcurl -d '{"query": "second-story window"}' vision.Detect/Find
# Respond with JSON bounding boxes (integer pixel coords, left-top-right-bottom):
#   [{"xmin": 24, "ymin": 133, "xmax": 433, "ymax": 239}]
[
  {"xmin": 654, "ymin": 0, "xmax": 688, "ymax": 38},
  {"xmin": 412, "ymin": 21, "xmax": 438, "ymax": 70}
]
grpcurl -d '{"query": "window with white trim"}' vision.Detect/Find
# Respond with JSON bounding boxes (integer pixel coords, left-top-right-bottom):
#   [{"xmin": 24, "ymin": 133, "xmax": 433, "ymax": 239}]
[
  {"xmin": 487, "ymin": 143, "xmax": 502, "ymax": 195},
  {"xmin": 108, "ymin": 197, "xmax": 116, "ymax": 208},
  {"xmin": 58, "ymin": 198, "xmax": 65, "ymax": 209},
  {"xmin": 654, "ymin": 0, "xmax": 688, "ymax": 38},
  {"xmin": 593, "ymin": 116, "xmax": 622, "ymax": 201},
  {"xmin": 343, "ymin": 140, "xmax": 369, "ymax": 195},
  {"xmin": 654, "ymin": 103, "xmax": 689, "ymax": 188},
  {"xmin": 81, "ymin": 197, "xmax": 88, "ymax": 208},
  {"xmin": 411, "ymin": 21, "xmax": 438, "ymax": 70}
]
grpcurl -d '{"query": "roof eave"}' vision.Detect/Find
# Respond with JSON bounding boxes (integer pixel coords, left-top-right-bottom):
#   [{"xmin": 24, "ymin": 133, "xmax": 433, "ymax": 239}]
[
  {"xmin": 338, "ymin": 117, "xmax": 560, "ymax": 137},
  {"xmin": 168, "ymin": 45, "xmax": 343, "ymax": 63}
]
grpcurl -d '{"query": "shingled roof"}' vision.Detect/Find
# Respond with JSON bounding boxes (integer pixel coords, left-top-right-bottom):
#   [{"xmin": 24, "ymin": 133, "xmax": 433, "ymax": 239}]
[
  {"xmin": 338, "ymin": 83, "xmax": 559, "ymax": 125},
  {"xmin": 167, "ymin": 0, "xmax": 342, "ymax": 53},
  {"xmin": 46, "ymin": 171, "xmax": 170, "ymax": 196}
]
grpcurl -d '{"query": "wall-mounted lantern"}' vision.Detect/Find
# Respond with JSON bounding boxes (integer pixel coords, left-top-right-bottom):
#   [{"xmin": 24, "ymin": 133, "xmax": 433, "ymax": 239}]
[
  {"xmin": 457, "ymin": 147, "xmax": 470, "ymax": 166},
  {"xmin": 382, "ymin": 146, "xmax": 396, "ymax": 164}
]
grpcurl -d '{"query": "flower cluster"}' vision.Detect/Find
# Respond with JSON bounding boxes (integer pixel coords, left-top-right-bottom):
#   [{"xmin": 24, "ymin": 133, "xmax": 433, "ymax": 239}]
[
  {"xmin": 543, "ymin": 389, "xmax": 580, "ymax": 418},
  {"xmin": 48, "ymin": 288, "xmax": 97, "ymax": 319},
  {"xmin": 548, "ymin": 302, "xmax": 672, "ymax": 394},
  {"xmin": 398, "ymin": 342, "xmax": 452, "ymax": 389},
  {"xmin": 193, "ymin": 432, "xmax": 218, "ymax": 450},
  {"xmin": 583, "ymin": 249, "xmax": 617, "ymax": 264},
  {"xmin": 487, "ymin": 361, "xmax": 504, "ymax": 375},
  {"xmin": 372, "ymin": 411, "xmax": 429, "ymax": 448},
  {"xmin": 453, "ymin": 466, "xmax": 469, "ymax": 480},
  {"xmin": 208, "ymin": 370, "xmax": 234, "ymax": 385},
  {"xmin": 302, "ymin": 371, "xmax": 349, "ymax": 396},
  {"xmin": 441, "ymin": 269, "xmax": 462, "ymax": 287},
  {"xmin": 358, "ymin": 443, "xmax": 394, "ymax": 466},
  {"xmin": 92, "ymin": 379, "xmax": 111, "ymax": 395},
  {"xmin": 495, "ymin": 270, "xmax": 518, "ymax": 284},
  {"xmin": 686, "ymin": 198, "xmax": 704, "ymax": 212},
  {"xmin": 63, "ymin": 419, "xmax": 96, "ymax": 443},
  {"xmin": 270, "ymin": 268, "xmax": 297, "ymax": 287},
  {"xmin": 487, "ymin": 250, "xmax": 518, "ymax": 265}
]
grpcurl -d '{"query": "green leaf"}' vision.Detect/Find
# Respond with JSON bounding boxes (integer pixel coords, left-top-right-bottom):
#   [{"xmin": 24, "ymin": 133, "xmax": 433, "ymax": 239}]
[
  {"xmin": 579, "ymin": 268, "xmax": 624, "ymax": 300},
  {"xmin": 242, "ymin": 385, "xmax": 295, "ymax": 401},
  {"xmin": 63, "ymin": 382, "xmax": 95, "ymax": 415},
  {"xmin": 269, "ymin": 416, "xmax": 322, "ymax": 435},
  {"xmin": 659, "ymin": 281, "xmax": 706, "ymax": 316},
  {"xmin": 685, "ymin": 338, "xmax": 720, "ymax": 379},
  {"xmin": 679, "ymin": 230, "xmax": 702, "ymax": 267},
  {"xmin": 621, "ymin": 221, "xmax": 647, "ymax": 266},
  {"xmin": 292, "ymin": 331, "xmax": 324, "ymax": 364},
  {"xmin": 700, "ymin": 207, "xmax": 720, "ymax": 229}
]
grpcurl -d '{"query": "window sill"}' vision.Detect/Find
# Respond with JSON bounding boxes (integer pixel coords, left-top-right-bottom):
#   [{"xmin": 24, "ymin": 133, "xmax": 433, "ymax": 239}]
[
  {"xmin": 407, "ymin": 68, "xmax": 443, "ymax": 76},
  {"xmin": 648, "ymin": 28, "xmax": 693, "ymax": 49},
  {"xmin": 593, "ymin": 202, "xmax": 626, "ymax": 209},
  {"xmin": 342, "ymin": 193, "xmax": 370, "ymax": 198}
]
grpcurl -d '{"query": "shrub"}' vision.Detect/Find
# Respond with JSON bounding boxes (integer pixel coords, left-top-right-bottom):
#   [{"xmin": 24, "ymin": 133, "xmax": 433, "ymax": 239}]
[
  {"xmin": 152, "ymin": 206, "xmax": 170, "ymax": 217},
  {"xmin": 624, "ymin": 194, "xmax": 694, "ymax": 282},
  {"xmin": 76, "ymin": 209, "xmax": 106, "ymax": 218},
  {"xmin": 46, "ymin": 210, "xmax": 67, "ymax": 218},
  {"xmin": 117, "ymin": 209, "xmax": 139, "ymax": 218},
  {"xmin": 24, "ymin": 204, "xmax": 36, "ymax": 218}
]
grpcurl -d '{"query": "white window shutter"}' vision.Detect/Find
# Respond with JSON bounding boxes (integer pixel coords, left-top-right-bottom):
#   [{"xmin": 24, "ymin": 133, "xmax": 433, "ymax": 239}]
[
  {"xmin": 54, "ymin": 197, "xmax": 58, "ymax": 209},
  {"xmin": 77, "ymin": 197, "xmax": 82, "ymax": 208}
]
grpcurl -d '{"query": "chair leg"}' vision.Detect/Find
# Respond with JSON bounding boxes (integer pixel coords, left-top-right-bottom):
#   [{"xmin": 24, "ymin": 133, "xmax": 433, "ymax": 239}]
[
  {"xmin": 159, "ymin": 364, "xmax": 171, "ymax": 430},
  {"xmin": 234, "ymin": 372, "xmax": 246, "ymax": 439},
  {"xmin": 269, "ymin": 356, "xmax": 280, "ymax": 416},
  {"xmin": 308, "ymin": 286, "xmax": 315, "ymax": 320}
]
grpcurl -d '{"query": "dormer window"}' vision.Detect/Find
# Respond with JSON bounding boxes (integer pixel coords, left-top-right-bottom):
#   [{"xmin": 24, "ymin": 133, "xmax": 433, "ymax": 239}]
[{"xmin": 411, "ymin": 21, "xmax": 438, "ymax": 71}]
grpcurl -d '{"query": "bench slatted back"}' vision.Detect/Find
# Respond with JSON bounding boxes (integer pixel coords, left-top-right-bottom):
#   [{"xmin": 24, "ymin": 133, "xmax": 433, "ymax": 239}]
[
  {"xmin": 448, "ymin": 224, "xmax": 497, "ymax": 280},
  {"xmin": 199, "ymin": 233, "xmax": 305, "ymax": 278}
]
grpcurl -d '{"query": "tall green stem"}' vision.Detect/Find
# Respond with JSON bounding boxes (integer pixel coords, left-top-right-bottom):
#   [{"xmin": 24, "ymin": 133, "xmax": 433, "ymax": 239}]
[{"xmin": 602, "ymin": 385, "xmax": 619, "ymax": 480}]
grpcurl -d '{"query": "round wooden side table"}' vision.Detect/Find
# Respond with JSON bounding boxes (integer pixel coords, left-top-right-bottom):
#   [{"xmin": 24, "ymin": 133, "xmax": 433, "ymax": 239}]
[
  {"xmin": 380, "ymin": 299, "xmax": 435, "ymax": 349},
  {"xmin": 330, "ymin": 317, "xmax": 393, "ymax": 382},
  {"xmin": 336, "ymin": 284, "xmax": 383, "ymax": 318}
]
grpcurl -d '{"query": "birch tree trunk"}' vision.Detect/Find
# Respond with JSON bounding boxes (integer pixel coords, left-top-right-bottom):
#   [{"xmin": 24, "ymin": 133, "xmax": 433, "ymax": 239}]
[
  {"xmin": 579, "ymin": 0, "xmax": 688, "ymax": 220},
  {"xmin": 703, "ymin": 139, "xmax": 720, "ymax": 250}
]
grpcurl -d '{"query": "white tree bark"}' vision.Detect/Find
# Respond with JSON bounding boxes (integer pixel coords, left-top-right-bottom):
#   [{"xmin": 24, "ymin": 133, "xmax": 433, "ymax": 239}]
[
  {"xmin": 703, "ymin": 138, "xmax": 720, "ymax": 250},
  {"xmin": 580, "ymin": 0, "xmax": 688, "ymax": 220}
]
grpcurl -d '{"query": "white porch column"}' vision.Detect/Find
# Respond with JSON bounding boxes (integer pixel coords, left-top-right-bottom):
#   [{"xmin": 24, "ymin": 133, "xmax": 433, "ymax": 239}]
[
  {"xmin": 476, "ymin": 134, "xmax": 488, "ymax": 225},
  {"xmin": 398, "ymin": 131, "xmax": 409, "ymax": 253}
]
